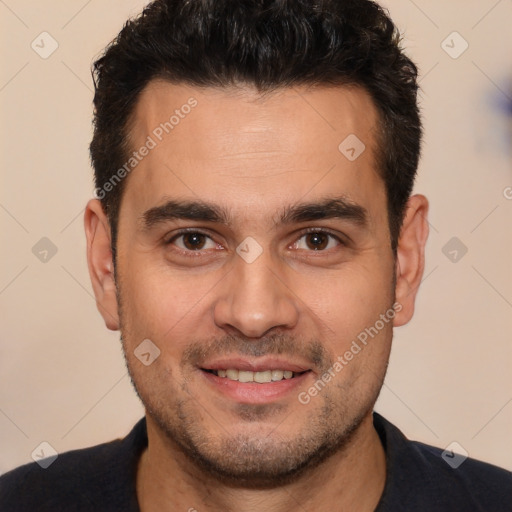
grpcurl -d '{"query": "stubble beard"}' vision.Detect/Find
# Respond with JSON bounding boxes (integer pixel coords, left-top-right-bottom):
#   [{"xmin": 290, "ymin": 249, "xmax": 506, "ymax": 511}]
[
  {"xmin": 121, "ymin": 331, "xmax": 388, "ymax": 488},
  {"xmin": 115, "ymin": 272, "xmax": 392, "ymax": 488}
]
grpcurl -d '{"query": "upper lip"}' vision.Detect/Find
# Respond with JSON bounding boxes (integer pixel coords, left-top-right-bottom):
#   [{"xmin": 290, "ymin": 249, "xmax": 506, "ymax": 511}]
[{"xmin": 200, "ymin": 357, "xmax": 311, "ymax": 373}]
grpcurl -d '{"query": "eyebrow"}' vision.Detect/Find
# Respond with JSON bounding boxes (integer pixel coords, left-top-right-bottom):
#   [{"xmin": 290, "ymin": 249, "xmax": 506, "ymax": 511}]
[
  {"xmin": 278, "ymin": 197, "xmax": 368, "ymax": 226},
  {"xmin": 141, "ymin": 196, "xmax": 368, "ymax": 231}
]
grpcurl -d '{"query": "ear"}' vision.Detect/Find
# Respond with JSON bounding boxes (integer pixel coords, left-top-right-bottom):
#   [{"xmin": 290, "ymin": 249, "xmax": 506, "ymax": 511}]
[
  {"xmin": 84, "ymin": 199, "xmax": 120, "ymax": 330},
  {"xmin": 393, "ymin": 194, "xmax": 429, "ymax": 327}
]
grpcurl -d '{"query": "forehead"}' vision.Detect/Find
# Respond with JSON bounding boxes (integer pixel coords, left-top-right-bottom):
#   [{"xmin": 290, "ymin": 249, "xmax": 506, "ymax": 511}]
[
  {"xmin": 121, "ymin": 80, "xmax": 384, "ymax": 227},
  {"xmin": 130, "ymin": 79, "xmax": 379, "ymax": 157}
]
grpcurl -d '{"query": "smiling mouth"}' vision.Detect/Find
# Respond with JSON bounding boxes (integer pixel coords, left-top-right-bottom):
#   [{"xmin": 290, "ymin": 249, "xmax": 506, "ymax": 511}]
[{"xmin": 202, "ymin": 369, "xmax": 309, "ymax": 383}]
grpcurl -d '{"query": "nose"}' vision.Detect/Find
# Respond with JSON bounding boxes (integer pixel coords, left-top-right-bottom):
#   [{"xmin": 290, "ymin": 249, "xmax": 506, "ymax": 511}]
[{"xmin": 213, "ymin": 248, "xmax": 299, "ymax": 338}]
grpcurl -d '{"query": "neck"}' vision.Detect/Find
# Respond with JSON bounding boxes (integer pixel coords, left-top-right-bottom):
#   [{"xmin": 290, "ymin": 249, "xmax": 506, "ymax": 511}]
[{"xmin": 136, "ymin": 412, "xmax": 386, "ymax": 512}]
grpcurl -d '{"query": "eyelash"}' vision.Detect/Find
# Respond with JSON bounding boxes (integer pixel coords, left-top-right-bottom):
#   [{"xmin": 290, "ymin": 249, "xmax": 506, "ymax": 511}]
[{"xmin": 164, "ymin": 227, "xmax": 345, "ymax": 258}]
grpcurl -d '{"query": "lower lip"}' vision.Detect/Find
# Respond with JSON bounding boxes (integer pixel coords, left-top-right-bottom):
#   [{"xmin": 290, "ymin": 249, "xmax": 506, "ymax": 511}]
[{"xmin": 200, "ymin": 370, "xmax": 312, "ymax": 403}]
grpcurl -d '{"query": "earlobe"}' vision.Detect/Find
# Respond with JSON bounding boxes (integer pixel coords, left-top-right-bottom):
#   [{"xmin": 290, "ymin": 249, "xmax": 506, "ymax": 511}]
[
  {"xmin": 84, "ymin": 199, "xmax": 120, "ymax": 331},
  {"xmin": 393, "ymin": 194, "xmax": 429, "ymax": 327}
]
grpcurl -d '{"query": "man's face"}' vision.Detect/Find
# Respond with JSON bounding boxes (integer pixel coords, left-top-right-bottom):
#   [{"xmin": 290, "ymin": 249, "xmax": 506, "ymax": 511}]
[{"xmin": 107, "ymin": 81, "xmax": 402, "ymax": 482}]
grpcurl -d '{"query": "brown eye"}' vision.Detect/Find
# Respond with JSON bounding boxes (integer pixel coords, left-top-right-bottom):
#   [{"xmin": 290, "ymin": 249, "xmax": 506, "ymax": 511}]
[
  {"xmin": 293, "ymin": 231, "xmax": 341, "ymax": 251},
  {"xmin": 170, "ymin": 232, "xmax": 217, "ymax": 251},
  {"xmin": 305, "ymin": 232, "xmax": 329, "ymax": 250},
  {"xmin": 182, "ymin": 233, "xmax": 207, "ymax": 250}
]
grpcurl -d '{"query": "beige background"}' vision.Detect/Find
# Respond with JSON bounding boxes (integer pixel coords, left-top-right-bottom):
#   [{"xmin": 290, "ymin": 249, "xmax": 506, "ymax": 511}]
[{"xmin": 1, "ymin": 0, "xmax": 511, "ymax": 474}]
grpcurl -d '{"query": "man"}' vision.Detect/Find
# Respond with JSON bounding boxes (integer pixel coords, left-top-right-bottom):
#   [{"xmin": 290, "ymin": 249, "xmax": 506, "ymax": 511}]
[{"xmin": 1, "ymin": 0, "xmax": 510, "ymax": 510}]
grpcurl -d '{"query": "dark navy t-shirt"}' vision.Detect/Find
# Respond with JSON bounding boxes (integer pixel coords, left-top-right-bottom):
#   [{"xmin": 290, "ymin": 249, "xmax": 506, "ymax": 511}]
[{"xmin": 1, "ymin": 413, "xmax": 510, "ymax": 511}]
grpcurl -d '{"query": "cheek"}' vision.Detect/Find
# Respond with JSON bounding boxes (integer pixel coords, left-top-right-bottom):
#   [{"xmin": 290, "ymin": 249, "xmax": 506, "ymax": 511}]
[
  {"xmin": 117, "ymin": 259, "xmax": 217, "ymax": 346},
  {"xmin": 295, "ymin": 260, "xmax": 394, "ymax": 341}
]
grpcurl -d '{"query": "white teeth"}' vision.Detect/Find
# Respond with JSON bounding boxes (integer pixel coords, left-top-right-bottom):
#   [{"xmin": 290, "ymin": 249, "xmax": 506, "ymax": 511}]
[
  {"xmin": 214, "ymin": 369, "xmax": 297, "ymax": 382},
  {"xmin": 226, "ymin": 369, "xmax": 239, "ymax": 380},
  {"xmin": 254, "ymin": 370, "xmax": 272, "ymax": 383},
  {"xmin": 238, "ymin": 371, "xmax": 254, "ymax": 383},
  {"xmin": 271, "ymin": 370, "xmax": 284, "ymax": 381}
]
